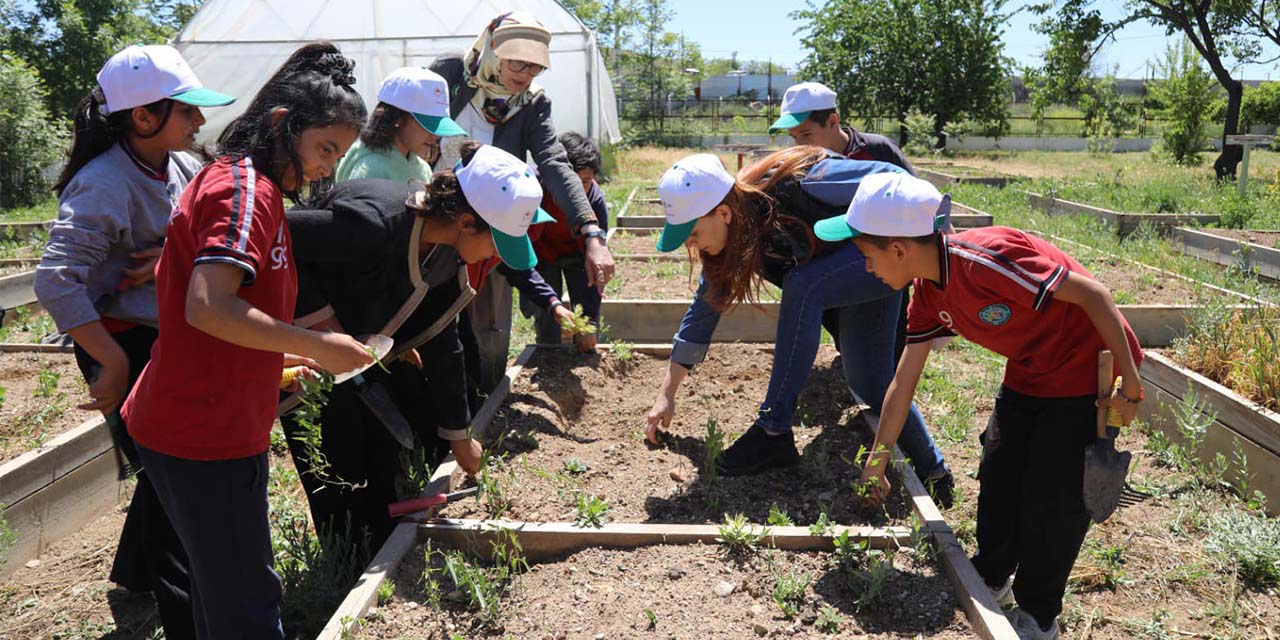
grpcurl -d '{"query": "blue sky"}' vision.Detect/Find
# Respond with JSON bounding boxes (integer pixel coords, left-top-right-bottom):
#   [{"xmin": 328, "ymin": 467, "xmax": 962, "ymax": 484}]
[{"xmin": 668, "ymin": 1, "xmax": 1280, "ymax": 81}]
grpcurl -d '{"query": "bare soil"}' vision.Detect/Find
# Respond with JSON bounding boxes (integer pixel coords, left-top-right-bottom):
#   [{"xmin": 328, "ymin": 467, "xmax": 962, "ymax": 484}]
[
  {"xmin": 607, "ymin": 231, "xmax": 660, "ymax": 256},
  {"xmin": 606, "ymin": 261, "xmax": 780, "ymax": 301},
  {"xmin": 919, "ymin": 340, "xmax": 1280, "ymax": 640},
  {"xmin": 1199, "ymin": 228, "xmax": 1280, "ymax": 250},
  {"xmin": 357, "ymin": 542, "xmax": 971, "ymax": 640},
  {"xmin": 441, "ymin": 345, "xmax": 913, "ymax": 527},
  {"xmin": 0, "ymin": 352, "xmax": 95, "ymax": 464},
  {"xmin": 0, "ymin": 308, "xmax": 61, "ymax": 344},
  {"xmin": 1070, "ymin": 249, "xmax": 1239, "ymax": 306}
]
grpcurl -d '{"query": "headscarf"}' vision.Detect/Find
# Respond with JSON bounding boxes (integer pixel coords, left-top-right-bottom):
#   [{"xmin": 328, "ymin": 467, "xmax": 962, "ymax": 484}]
[{"xmin": 463, "ymin": 12, "xmax": 547, "ymax": 125}]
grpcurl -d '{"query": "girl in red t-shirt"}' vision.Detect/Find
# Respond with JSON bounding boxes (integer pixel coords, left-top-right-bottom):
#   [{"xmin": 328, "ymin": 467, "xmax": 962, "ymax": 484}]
[{"xmin": 121, "ymin": 43, "xmax": 372, "ymax": 638}]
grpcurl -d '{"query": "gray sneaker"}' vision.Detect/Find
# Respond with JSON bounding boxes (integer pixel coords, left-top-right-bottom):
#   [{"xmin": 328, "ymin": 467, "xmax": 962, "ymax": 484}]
[
  {"xmin": 1006, "ymin": 607, "xmax": 1059, "ymax": 640},
  {"xmin": 992, "ymin": 575, "xmax": 1015, "ymax": 610}
]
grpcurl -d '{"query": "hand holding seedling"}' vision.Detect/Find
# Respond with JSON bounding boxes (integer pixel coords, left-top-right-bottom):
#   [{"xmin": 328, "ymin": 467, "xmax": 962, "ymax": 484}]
[
  {"xmin": 120, "ymin": 246, "xmax": 164, "ymax": 289},
  {"xmin": 644, "ymin": 394, "xmax": 675, "ymax": 445},
  {"xmin": 857, "ymin": 448, "xmax": 893, "ymax": 505},
  {"xmin": 572, "ymin": 332, "xmax": 597, "ymax": 354},
  {"xmin": 312, "ymin": 332, "xmax": 375, "ymax": 376}
]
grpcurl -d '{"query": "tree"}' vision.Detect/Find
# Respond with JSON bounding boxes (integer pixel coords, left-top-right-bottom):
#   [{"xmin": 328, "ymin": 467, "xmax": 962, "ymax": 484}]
[
  {"xmin": 1148, "ymin": 39, "xmax": 1218, "ymax": 164},
  {"xmin": 561, "ymin": 0, "xmax": 643, "ymax": 99},
  {"xmin": 0, "ymin": 52, "xmax": 67, "ymax": 208},
  {"xmin": 2, "ymin": 0, "xmax": 172, "ymax": 119}
]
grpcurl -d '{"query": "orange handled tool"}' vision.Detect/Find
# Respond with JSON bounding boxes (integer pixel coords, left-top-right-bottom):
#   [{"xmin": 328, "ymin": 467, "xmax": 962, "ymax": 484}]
[{"xmin": 387, "ymin": 487, "xmax": 479, "ymax": 517}]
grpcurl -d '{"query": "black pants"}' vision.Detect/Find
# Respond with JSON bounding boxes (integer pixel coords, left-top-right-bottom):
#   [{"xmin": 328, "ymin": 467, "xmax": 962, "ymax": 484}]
[
  {"xmin": 73, "ymin": 326, "xmax": 195, "ymax": 640},
  {"xmin": 138, "ymin": 445, "xmax": 283, "ymax": 640},
  {"xmin": 971, "ymin": 385, "xmax": 1095, "ymax": 628},
  {"xmin": 282, "ymin": 358, "xmax": 452, "ymax": 553}
]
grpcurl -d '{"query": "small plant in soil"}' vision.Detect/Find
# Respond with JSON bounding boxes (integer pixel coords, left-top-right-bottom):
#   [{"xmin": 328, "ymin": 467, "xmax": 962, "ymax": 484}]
[
  {"xmin": 1089, "ymin": 543, "xmax": 1128, "ymax": 590},
  {"xmin": 770, "ymin": 565, "xmax": 810, "ymax": 619},
  {"xmin": 562, "ymin": 457, "xmax": 589, "ymax": 476},
  {"xmin": 558, "ymin": 304, "xmax": 596, "ymax": 337},
  {"xmin": 701, "ymin": 418, "xmax": 726, "ymax": 486},
  {"xmin": 610, "ymin": 340, "xmax": 634, "ymax": 366},
  {"xmin": 289, "ymin": 373, "xmax": 363, "ymax": 490},
  {"xmin": 831, "ymin": 530, "xmax": 894, "ymax": 611},
  {"xmin": 477, "ymin": 454, "xmax": 513, "ymax": 519},
  {"xmin": 0, "ymin": 503, "xmax": 15, "ymax": 564},
  {"xmin": 376, "ymin": 579, "xmax": 395, "ymax": 606},
  {"xmin": 716, "ymin": 513, "xmax": 768, "ymax": 557},
  {"xmin": 766, "ymin": 502, "xmax": 793, "ymax": 526},
  {"xmin": 33, "ymin": 368, "xmax": 59, "ymax": 398},
  {"xmin": 420, "ymin": 528, "xmax": 526, "ymax": 628},
  {"xmin": 808, "ymin": 511, "xmax": 833, "ymax": 536},
  {"xmin": 814, "ymin": 605, "xmax": 843, "ymax": 633},
  {"xmin": 0, "ymin": 385, "xmax": 6, "ymax": 409},
  {"xmin": 573, "ymin": 492, "xmax": 610, "ymax": 528},
  {"xmin": 1205, "ymin": 508, "xmax": 1280, "ymax": 590}
]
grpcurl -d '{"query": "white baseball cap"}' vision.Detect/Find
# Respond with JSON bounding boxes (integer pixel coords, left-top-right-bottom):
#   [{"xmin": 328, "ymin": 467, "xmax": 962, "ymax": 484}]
[
  {"xmin": 655, "ymin": 154, "xmax": 735, "ymax": 252},
  {"xmin": 814, "ymin": 172, "xmax": 951, "ymax": 241},
  {"xmin": 456, "ymin": 145, "xmax": 555, "ymax": 269},
  {"xmin": 97, "ymin": 45, "xmax": 234, "ymax": 115},
  {"xmin": 377, "ymin": 67, "xmax": 467, "ymax": 137},
  {"xmin": 769, "ymin": 82, "xmax": 838, "ymax": 133}
]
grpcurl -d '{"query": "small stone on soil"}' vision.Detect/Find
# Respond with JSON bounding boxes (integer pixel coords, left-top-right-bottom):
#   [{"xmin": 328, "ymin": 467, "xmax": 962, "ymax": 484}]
[
  {"xmin": 713, "ymin": 580, "xmax": 736, "ymax": 597},
  {"xmin": 667, "ymin": 567, "xmax": 685, "ymax": 580},
  {"xmin": 24, "ymin": 559, "xmax": 40, "ymax": 569},
  {"xmin": 669, "ymin": 468, "xmax": 685, "ymax": 482},
  {"xmin": 752, "ymin": 622, "xmax": 769, "ymax": 636}
]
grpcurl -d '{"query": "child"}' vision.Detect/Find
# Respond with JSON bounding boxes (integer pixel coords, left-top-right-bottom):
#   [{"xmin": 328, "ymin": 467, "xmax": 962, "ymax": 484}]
[
  {"xmin": 286, "ymin": 142, "xmax": 554, "ymax": 550},
  {"xmin": 120, "ymin": 42, "xmax": 372, "ymax": 638},
  {"xmin": 817, "ymin": 172, "xmax": 1144, "ymax": 640},
  {"xmin": 334, "ymin": 65, "xmax": 467, "ymax": 182},
  {"xmin": 35, "ymin": 43, "xmax": 235, "ymax": 640},
  {"xmin": 523, "ymin": 131, "xmax": 609, "ymax": 352},
  {"xmin": 643, "ymin": 149, "xmax": 951, "ymax": 498}
]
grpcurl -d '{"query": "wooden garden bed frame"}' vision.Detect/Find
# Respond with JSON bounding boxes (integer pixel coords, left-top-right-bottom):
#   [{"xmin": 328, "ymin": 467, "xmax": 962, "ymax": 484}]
[
  {"xmin": 0, "ymin": 270, "xmax": 38, "ymax": 315},
  {"xmin": 1024, "ymin": 192, "xmax": 1220, "ymax": 236},
  {"xmin": 1174, "ymin": 227, "xmax": 1280, "ymax": 282},
  {"xmin": 918, "ymin": 168, "xmax": 1016, "ymax": 189},
  {"xmin": 317, "ymin": 344, "xmax": 1019, "ymax": 640},
  {"xmin": 0, "ymin": 220, "xmax": 52, "ymax": 242}
]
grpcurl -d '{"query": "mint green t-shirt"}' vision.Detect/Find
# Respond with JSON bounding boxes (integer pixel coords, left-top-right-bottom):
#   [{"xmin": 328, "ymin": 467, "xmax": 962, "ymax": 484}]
[{"xmin": 334, "ymin": 139, "xmax": 432, "ymax": 184}]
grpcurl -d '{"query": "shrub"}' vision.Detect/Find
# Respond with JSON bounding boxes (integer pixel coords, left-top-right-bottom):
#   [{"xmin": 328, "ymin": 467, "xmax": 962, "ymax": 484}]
[
  {"xmin": 0, "ymin": 52, "xmax": 66, "ymax": 209},
  {"xmin": 1205, "ymin": 509, "xmax": 1280, "ymax": 590},
  {"xmin": 1147, "ymin": 39, "xmax": 1216, "ymax": 166}
]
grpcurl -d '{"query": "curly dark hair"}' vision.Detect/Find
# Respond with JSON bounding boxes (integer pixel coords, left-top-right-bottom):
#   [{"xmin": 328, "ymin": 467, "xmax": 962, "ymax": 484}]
[
  {"xmin": 412, "ymin": 140, "xmax": 489, "ymax": 231},
  {"xmin": 558, "ymin": 131, "xmax": 601, "ymax": 175},
  {"xmin": 359, "ymin": 102, "xmax": 409, "ymax": 151},
  {"xmin": 216, "ymin": 42, "xmax": 367, "ymax": 203}
]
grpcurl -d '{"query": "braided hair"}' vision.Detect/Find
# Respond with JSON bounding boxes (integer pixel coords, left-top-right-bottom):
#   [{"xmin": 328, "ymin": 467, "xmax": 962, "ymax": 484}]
[{"xmin": 217, "ymin": 42, "xmax": 367, "ymax": 203}]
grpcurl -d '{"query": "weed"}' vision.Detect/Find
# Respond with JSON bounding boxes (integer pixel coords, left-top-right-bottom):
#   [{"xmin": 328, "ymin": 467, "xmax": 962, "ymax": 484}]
[
  {"xmin": 644, "ymin": 608, "xmax": 657, "ymax": 630},
  {"xmin": 274, "ymin": 503, "xmax": 371, "ymax": 639},
  {"xmin": 33, "ymin": 368, "xmax": 58, "ymax": 398},
  {"xmin": 0, "ymin": 503, "xmax": 15, "ymax": 564},
  {"xmin": 907, "ymin": 513, "xmax": 934, "ymax": 558},
  {"xmin": 701, "ymin": 418, "xmax": 726, "ymax": 486},
  {"xmin": 815, "ymin": 605, "xmax": 843, "ymax": 632},
  {"xmin": 376, "ymin": 579, "xmax": 395, "ymax": 606},
  {"xmin": 716, "ymin": 513, "xmax": 768, "ymax": 556},
  {"xmin": 767, "ymin": 502, "xmax": 793, "ymax": 527},
  {"xmin": 831, "ymin": 530, "xmax": 894, "ymax": 611},
  {"xmin": 1205, "ymin": 508, "xmax": 1280, "ymax": 590},
  {"xmin": 1090, "ymin": 543, "xmax": 1128, "ymax": 589},
  {"xmin": 288, "ymin": 374, "xmax": 364, "ymax": 490},
  {"xmin": 420, "ymin": 528, "xmax": 526, "ymax": 628},
  {"xmin": 0, "ymin": 386, "xmax": 6, "ymax": 409},
  {"xmin": 808, "ymin": 511, "xmax": 833, "ymax": 536},
  {"xmin": 610, "ymin": 340, "xmax": 634, "ymax": 366},
  {"xmin": 562, "ymin": 457, "xmax": 589, "ymax": 476},
  {"xmin": 573, "ymin": 492, "xmax": 610, "ymax": 528},
  {"xmin": 832, "ymin": 530, "xmax": 866, "ymax": 567},
  {"xmin": 770, "ymin": 566, "xmax": 810, "ymax": 619},
  {"xmin": 476, "ymin": 453, "xmax": 513, "ymax": 519}
]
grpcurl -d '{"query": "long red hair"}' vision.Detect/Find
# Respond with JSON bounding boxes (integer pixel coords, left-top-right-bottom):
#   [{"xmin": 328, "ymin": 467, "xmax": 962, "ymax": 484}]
[{"xmin": 699, "ymin": 145, "xmax": 831, "ymax": 312}]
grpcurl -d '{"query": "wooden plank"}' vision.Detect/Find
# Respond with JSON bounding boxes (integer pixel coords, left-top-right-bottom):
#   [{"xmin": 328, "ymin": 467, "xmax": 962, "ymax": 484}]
[
  {"xmin": 615, "ymin": 253, "xmax": 685, "ymax": 263},
  {"xmin": 1, "ymin": 451, "xmax": 127, "ymax": 579},
  {"xmin": 0, "ymin": 416, "xmax": 110, "ymax": 507},
  {"xmin": 1176, "ymin": 228, "xmax": 1280, "ymax": 281},
  {"xmin": 415, "ymin": 520, "xmax": 911, "ymax": 561},
  {"xmin": 615, "ymin": 185, "xmax": 638, "ymax": 220},
  {"xmin": 862, "ymin": 411, "xmax": 1019, "ymax": 640},
  {"xmin": 0, "ymin": 220, "xmax": 52, "ymax": 241},
  {"xmin": 601, "ymin": 299, "xmax": 779, "ymax": 343},
  {"xmin": 1024, "ymin": 192, "xmax": 1219, "ymax": 235},
  {"xmin": 0, "ymin": 270, "xmax": 37, "ymax": 310},
  {"xmin": 615, "ymin": 215, "xmax": 664, "ymax": 229},
  {"xmin": 0, "ymin": 343, "xmax": 74, "ymax": 354},
  {"xmin": 1140, "ymin": 352, "xmax": 1280, "ymax": 456}
]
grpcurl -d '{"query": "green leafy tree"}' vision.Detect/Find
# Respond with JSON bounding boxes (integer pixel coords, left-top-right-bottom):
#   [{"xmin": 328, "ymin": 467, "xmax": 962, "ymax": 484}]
[
  {"xmin": 1241, "ymin": 81, "xmax": 1280, "ymax": 129},
  {"xmin": 793, "ymin": 0, "xmax": 1011, "ymax": 148},
  {"xmin": 2, "ymin": 0, "xmax": 172, "ymax": 119},
  {"xmin": 0, "ymin": 52, "xmax": 67, "ymax": 208},
  {"xmin": 1148, "ymin": 38, "xmax": 1218, "ymax": 165}
]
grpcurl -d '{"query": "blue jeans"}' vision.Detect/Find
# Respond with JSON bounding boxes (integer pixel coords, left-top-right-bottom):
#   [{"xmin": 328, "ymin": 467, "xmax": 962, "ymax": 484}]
[{"xmin": 756, "ymin": 243, "xmax": 948, "ymax": 479}]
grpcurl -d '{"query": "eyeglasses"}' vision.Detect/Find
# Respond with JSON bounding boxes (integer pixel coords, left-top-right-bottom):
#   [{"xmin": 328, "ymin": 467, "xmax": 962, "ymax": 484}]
[{"xmin": 505, "ymin": 59, "xmax": 546, "ymax": 77}]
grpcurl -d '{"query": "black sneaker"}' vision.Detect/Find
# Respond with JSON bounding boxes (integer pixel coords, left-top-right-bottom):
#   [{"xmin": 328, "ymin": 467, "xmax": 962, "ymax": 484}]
[
  {"xmin": 715, "ymin": 424, "xmax": 801, "ymax": 477},
  {"xmin": 923, "ymin": 470, "xmax": 956, "ymax": 509}
]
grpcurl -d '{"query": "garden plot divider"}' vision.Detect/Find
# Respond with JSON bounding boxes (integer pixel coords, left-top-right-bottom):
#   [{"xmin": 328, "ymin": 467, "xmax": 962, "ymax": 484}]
[
  {"xmin": 1137, "ymin": 351, "xmax": 1280, "ymax": 516},
  {"xmin": 1175, "ymin": 227, "xmax": 1280, "ymax": 282},
  {"xmin": 0, "ymin": 415, "xmax": 118, "ymax": 579},
  {"xmin": 318, "ymin": 344, "xmax": 1019, "ymax": 640},
  {"xmin": 0, "ymin": 220, "xmax": 52, "ymax": 242},
  {"xmin": 1025, "ymin": 192, "xmax": 1219, "ymax": 236},
  {"xmin": 0, "ymin": 270, "xmax": 38, "ymax": 315},
  {"xmin": 918, "ymin": 168, "xmax": 1015, "ymax": 189}
]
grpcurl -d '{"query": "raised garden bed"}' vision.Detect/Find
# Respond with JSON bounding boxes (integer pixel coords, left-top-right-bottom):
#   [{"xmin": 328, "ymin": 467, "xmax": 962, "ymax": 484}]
[
  {"xmin": 321, "ymin": 344, "xmax": 1018, "ymax": 640},
  {"xmin": 1026, "ymin": 191, "xmax": 1220, "ymax": 236},
  {"xmin": 0, "ymin": 270, "xmax": 38, "ymax": 314},
  {"xmin": 919, "ymin": 167, "xmax": 1017, "ymax": 189},
  {"xmin": 0, "ymin": 352, "xmax": 95, "ymax": 465},
  {"xmin": 1176, "ymin": 227, "xmax": 1280, "ymax": 281}
]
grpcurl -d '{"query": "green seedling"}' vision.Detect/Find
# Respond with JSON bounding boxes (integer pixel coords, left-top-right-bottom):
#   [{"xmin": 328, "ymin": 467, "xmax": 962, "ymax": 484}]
[
  {"xmin": 644, "ymin": 608, "xmax": 657, "ymax": 630},
  {"xmin": 558, "ymin": 304, "xmax": 596, "ymax": 337},
  {"xmin": 716, "ymin": 513, "xmax": 768, "ymax": 556},
  {"xmin": 701, "ymin": 418, "xmax": 726, "ymax": 486},
  {"xmin": 376, "ymin": 579, "xmax": 395, "ymax": 606},
  {"xmin": 476, "ymin": 453, "xmax": 513, "ymax": 519},
  {"xmin": 562, "ymin": 457, "xmax": 590, "ymax": 475},
  {"xmin": 611, "ymin": 340, "xmax": 634, "ymax": 365},
  {"xmin": 770, "ymin": 567, "xmax": 810, "ymax": 619},
  {"xmin": 366, "ymin": 345, "xmax": 390, "ymax": 373},
  {"xmin": 573, "ymin": 492, "xmax": 610, "ymax": 528},
  {"xmin": 420, "ymin": 528, "xmax": 526, "ymax": 628},
  {"xmin": 0, "ymin": 386, "xmax": 7, "ymax": 410},
  {"xmin": 815, "ymin": 605, "xmax": 843, "ymax": 633},
  {"xmin": 1090, "ymin": 543, "xmax": 1128, "ymax": 589},
  {"xmin": 33, "ymin": 368, "xmax": 59, "ymax": 398},
  {"xmin": 767, "ymin": 502, "xmax": 793, "ymax": 526},
  {"xmin": 808, "ymin": 511, "xmax": 833, "ymax": 536}
]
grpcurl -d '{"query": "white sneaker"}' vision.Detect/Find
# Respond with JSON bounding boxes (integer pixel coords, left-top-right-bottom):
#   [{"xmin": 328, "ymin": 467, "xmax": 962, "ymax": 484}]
[
  {"xmin": 1006, "ymin": 607, "xmax": 1060, "ymax": 640},
  {"xmin": 992, "ymin": 575, "xmax": 1015, "ymax": 610}
]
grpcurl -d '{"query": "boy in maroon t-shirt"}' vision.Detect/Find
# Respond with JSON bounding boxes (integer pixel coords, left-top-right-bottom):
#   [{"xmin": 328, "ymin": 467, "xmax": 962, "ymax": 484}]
[{"xmin": 814, "ymin": 173, "xmax": 1144, "ymax": 640}]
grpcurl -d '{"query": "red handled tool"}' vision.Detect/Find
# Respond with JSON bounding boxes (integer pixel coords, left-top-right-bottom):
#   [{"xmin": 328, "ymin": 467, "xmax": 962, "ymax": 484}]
[{"xmin": 388, "ymin": 486, "xmax": 479, "ymax": 517}]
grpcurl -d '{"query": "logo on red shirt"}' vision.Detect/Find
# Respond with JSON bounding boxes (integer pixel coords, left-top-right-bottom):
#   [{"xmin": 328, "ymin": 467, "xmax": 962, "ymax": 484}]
[{"xmin": 270, "ymin": 223, "xmax": 289, "ymax": 271}]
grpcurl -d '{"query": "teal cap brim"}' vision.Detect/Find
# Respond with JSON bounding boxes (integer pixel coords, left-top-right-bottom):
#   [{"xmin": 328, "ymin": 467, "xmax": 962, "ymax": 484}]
[
  {"xmin": 491, "ymin": 227, "xmax": 538, "ymax": 270},
  {"xmin": 170, "ymin": 87, "xmax": 236, "ymax": 107},
  {"xmin": 412, "ymin": 113, "xmax": 468, "ymax": 137},
  {"xmin": 814, "ymin": 215, "xmax": 857, "ymax": 241},
  {"xmin": 656, "ymin": 219, "xmax": 697, "ymax": 253},
  {"xmin": 531, "ymin": 207, "xmax": 555, "ymax": 225},
  {"xmin": 768, "ymin": 111, "xmax": 810, "ymax": 134}
]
